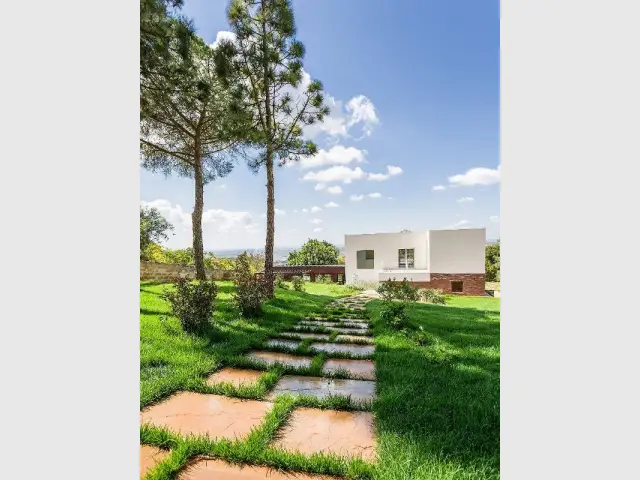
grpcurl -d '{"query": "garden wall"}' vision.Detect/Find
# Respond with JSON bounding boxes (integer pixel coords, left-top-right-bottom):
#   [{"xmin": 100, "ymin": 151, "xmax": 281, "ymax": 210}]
[{"xmin": 140, "ymin": 261, "xmax": 233, "ymax": 282}]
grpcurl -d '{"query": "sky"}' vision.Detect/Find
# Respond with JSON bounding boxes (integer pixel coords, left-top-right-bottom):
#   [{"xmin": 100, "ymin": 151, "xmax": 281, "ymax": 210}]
[{"xmin": 140, "ymin": 0, "xmax": 500, "ymax": 250}]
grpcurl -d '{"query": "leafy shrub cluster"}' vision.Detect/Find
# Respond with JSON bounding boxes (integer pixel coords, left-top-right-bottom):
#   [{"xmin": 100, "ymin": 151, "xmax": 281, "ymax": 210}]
[
  {"xmin": 377, "ymin": 278, "xmax": 420, "ymax": 302},
  {"xmin": 419, "ymin": 288, "xmax": 446, "ymax": 305},
  {"xmin": 379, "ymin": 301, "xmax": 409, "ymax": 330},
  {"xmin": 291, "ymin": 275, "xmax": 306, "ymax": 292},
  {"xmin": 274, "ymin": 273, "xmax": 289, "ymax": 290},
  {"xmin": 161, "ymin": 278, "xmax": 218, "ymax": 334},
  {"xmin": 233, "ymin": 252, "xmax": 267, "ymax": 317},
  {"xmin": 315, "ymin": 274, "xmax": 333, "ymax": 284}
]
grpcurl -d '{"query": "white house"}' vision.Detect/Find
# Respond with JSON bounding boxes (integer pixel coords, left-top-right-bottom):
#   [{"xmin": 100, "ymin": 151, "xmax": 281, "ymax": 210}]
[{"xmin": 344, "ymin": 228, "xmax": 486, "ymax": 295}]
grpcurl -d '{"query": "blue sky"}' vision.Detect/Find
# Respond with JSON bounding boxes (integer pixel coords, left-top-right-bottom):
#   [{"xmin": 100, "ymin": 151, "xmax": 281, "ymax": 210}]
[{"xmin": 140, "ymin": 0, "xmax": 500, "ymax": 250}]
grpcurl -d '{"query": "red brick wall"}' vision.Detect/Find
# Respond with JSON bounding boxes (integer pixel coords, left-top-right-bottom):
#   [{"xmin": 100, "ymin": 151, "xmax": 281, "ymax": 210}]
[{"xmin": 408, "ymin": 273, "xmax": 485, "ymax": 296}]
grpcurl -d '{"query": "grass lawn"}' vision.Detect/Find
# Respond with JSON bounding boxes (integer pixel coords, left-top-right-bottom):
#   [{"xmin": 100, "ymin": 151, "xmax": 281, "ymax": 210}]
[{"xmin": 140, "ymin": 281, "xmax": 500, "ymax": 479}]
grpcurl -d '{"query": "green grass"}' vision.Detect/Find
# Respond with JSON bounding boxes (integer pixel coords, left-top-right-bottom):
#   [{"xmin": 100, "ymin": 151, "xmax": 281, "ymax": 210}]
[
  {"xmin": 140, "ymin": 281, "xmax": 500, "ymax": 479},
  {"xmin": 368, "ymin": 296, "xmax": 500, "ymax": 479}
]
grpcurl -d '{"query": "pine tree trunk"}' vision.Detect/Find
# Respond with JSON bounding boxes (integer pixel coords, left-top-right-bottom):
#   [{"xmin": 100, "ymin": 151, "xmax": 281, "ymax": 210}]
[
  {"xmin": 264, "ymin": 145, "xmax": 275, "ymax": 298},
  {"xmin": 192, "ymin": 161, "xmax": 206, "ymax": 281}
]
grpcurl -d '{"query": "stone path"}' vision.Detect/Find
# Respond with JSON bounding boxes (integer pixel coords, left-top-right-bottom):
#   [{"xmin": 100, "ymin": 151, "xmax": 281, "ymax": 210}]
[{"xmin": 140, "ymin": 292, "xmax": 377, "ymax": 479}]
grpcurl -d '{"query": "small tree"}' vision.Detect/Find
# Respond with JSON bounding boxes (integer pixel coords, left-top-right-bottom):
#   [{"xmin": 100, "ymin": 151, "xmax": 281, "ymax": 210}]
[
  {"xmin": 233, "ymin": 252, "xmax": 267, "ymax": 316},
  {"xmin": 141, "ymin": 37, "xmax": 249, "ymax": 280},
  {"xmin": 218, "ymin": 0, "xmax": 330, "ymax": 297},
  {"xmin": 287, "ymin": 239, "xmax": 340, "ymax": 265},
  {"xmin": 485, "ymin": 240, "xmax": 500, "ymax": 282},
  {"xmin": 140, "ymin": 206, "xmax": 174, "ymax": 259}
]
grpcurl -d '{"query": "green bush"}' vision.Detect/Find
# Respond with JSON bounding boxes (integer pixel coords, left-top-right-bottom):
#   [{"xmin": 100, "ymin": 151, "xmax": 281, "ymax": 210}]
[
  {"xmin": 161, "ymin": 278, "xmax": 218, "ymax": 334},
  {"xmin": 275, "ymin": 273, "xmax": 289, "ymax": 290},
  {"xmin": 379, "ymin": 301, "xmax": 409, "ymax": 330},
  {"xmin": 420, "ymin": 288, "xmax": 446, "ymax": 305},
  {"xmin": 233, "ymin": 252, "xmax": 267, "ymax": 317},
  {"xmin": 377, "ymin": 278, "xmax": 420, "ymax": 302},
  {"xmin": 315, "ymin": 274, "xmax": 334, "ymax": 284},
  {"xmin": 291, "ymin": 275, "xmax": 306, "ymax": 292}
]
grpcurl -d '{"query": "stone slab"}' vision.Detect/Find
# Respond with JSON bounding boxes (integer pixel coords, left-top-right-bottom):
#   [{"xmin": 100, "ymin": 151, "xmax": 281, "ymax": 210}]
[
  {"xmin": 272, "ymin": 408, "xmax": 376, "ymax": 460},
  {"xmin": 206, "ymin": 368, "xmax": 263, "ymax": 388},
  {"xmin": 265, "ymin": 339, "xmax": 301, "ymax": 350},
  {"xmin": 322, "ymin": 359, "xmax": 376, "ymax": 380},
  {"xmin": 267, "ymin": 375, "xmax": 376, "ymax": 402},
  {"xmin": 247, "ymin": 351, "xmax": 312, "ymax": 368},
  {"xmin": 140, "ymin": 392, "xmax": 272, "ymax": 440},
  {"xmin": 335, "ymin": 335, "xmax": 373, "ymax": 344},
  {"xmin": 311, "ymin": 342, "xmax": 375, "ymax": 355},
  {"xmin": 280, "ymin": 332, "xmax": 331, "ymax": 341},
  {"xmin": 140, "ymin": 445, "xmax": 169, "ymax": 478},
  {"xmin": 177, "ymin": 458, "xmax": 338, "ymax": 479}
]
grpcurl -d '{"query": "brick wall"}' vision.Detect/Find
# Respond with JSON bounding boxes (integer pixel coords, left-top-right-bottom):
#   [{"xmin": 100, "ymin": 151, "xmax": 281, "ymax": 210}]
[
  {"xmin": 409, "ymin": 273, "xmax": 486, "ymax": 296},
  {"xmin": 140, "ymin": 261, "xmax": 233, "ymax": 282}
]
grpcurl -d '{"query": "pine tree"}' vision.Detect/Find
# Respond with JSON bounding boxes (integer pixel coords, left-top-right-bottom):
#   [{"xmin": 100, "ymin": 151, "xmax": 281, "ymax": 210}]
[
  {"xmin": 141, "ymin": 38, "xmax": 248, "ymax": 279},
  {"xmin": 217, "ymin": 0, "xmax": 330, "ymax": 297}
]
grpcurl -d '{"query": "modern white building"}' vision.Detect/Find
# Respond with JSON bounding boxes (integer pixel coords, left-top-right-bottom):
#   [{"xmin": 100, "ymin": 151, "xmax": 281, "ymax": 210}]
[{"xmin": 344, "ymin": 228, "xmax": 486, "ymax": 295}]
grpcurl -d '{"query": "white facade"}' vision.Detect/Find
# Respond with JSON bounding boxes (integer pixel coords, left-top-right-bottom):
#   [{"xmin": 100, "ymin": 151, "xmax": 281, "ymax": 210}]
[{"xmin": 344, "ymin": 228, "xmax": 485, "ymax": 285}]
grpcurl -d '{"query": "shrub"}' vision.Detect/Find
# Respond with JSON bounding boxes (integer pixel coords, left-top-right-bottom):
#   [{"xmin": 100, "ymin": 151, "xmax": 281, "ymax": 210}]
[
  {"xmin": 161, "ymin": 278, "xmax": 218, "ymax": 334},
  {"xmin": 420, "ymin": 288, "xmax": 446, "ymax": 305},
  {"xmin": 233, "ymin": 252, "xmax": 268, "ymax": 317},
  {"xmin": 275, "ymin": 273, "xmax": 289, "ymax": 290},
  {"xmin": 377, "ymin": 278, "xmax": 420, "ymax": 302},
  {"xmin": 291, "ymin": 275, "xmax": 306, "ymax": 292},
  {"xmin": 379, "ymin": 301, "xmax": 409, "ymax": 330},
  {"xmin": 315, "ymin": 274, "xmax": 333, "ymax": 284}
]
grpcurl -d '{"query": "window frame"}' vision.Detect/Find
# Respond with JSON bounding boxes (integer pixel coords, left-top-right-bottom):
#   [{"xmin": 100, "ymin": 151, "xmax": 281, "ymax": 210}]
[
  {"xmin": 356, "ymin": 250, "xmax": 375, "ymax": 269},
  {"xmin": 398, "ymin": 248, "xmax": 415, "ymax": 269},
  {"xmin": 451, "ymin": 280, "xmax": 464, "ymax": 293}
]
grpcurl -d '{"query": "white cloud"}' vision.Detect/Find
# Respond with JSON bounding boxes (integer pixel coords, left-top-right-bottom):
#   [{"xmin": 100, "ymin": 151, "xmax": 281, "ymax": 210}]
[
  {"xmin": 310, "ymin": 206, "xmax": 322, "ymax": 213},
  {"xmin": 313, "ymin": 227, "xmax": 323, "ymax": 232},
  {"xmin": 301, "ymin": 208, "xmax": 308, "ymax": 213},
  {"xmin": 368, "ymin": 165, "xmax": 403, "ymax": 181},
  {"xmin": 310, "ymin": 218, "xmax": 323, "ymax": 224},
  {"xmin": 302, "ymin": 166, "xmax": 366, "ymax": 184},
  {"xmin": 299, "ymin": 145, "xmax": 367, "ymax": 170},
  {"xmin": 432, "ymin": 185, "xmax": 446, "ymax": 191},
  {"xmin": 324, "ymin": 201, "xmax": 339, "ymax": 208},
  {"xmin": 327, "ymin": 185, "xmax": 343, "ymax": 195},
  {"xmin": 368, "ymin": 192, "xmax": 382, "ymax": 198},
  {"xmin": 314, "ymin": 183, "xmax": 326, "ymax": 191},
  {"xmin": 293, "ymin": 210, "xmax": 298, "ymax": 213},
  {"xmin": 388, "ymin": 197, "xmax": 393, "ymax": 200},
  {"xmin": 457, "ymin": 197, "xmax": 475, "ymax": 203},
  {"xmin": 350, "ymin": 194, "xmax": 364, "ymax": 201},
  {"xmin": 210, "ymin": 31, "xmax": 236, "ymax": 49},
  {"xmin": 305, "ymin": 94, "xmax": 380, "ymax": 140},
  {"xmin": 448, "ymin": 166, "xmax": 500, "ymax": 187},
  {"xmin": 490, "ymin": 215, "xmax": 500, "ymax": 223}
]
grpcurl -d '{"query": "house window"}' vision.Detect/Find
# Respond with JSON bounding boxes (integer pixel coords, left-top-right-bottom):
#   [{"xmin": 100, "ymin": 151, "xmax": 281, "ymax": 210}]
[
  {"xmin": 398, "ymin": 248, "xmax": 415, "ymax": 269},
  {"xmin": 451, "ymin": 281, "xmax": 463, "ymax": 293},
  {"xmin": 356, "ymin": 250, "xmax": 375, "ymax": 269}
]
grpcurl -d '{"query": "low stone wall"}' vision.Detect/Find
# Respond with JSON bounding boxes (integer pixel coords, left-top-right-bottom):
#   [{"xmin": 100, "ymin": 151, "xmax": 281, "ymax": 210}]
[
  {"xmin": 140, "ymin": 261, "xmax": 233, "ymax": 282},
  {"xmin": 409, "ymin": 273, "xmax": 486, "ymax": 296}
]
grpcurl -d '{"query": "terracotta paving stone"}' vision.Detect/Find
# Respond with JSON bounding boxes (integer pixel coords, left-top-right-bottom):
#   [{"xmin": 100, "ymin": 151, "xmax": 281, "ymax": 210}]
[
  {"xmin": 177, "ymin": 458, "xmax": 338, "ymax": 479},
  {"xmin": 206, "ymin": 368, "xmax": 263, "ymax": 388},
  {"xmin": 267, "ymin": 376, "xmax": 376, "ymax": 402},
  {"xmin": 140, "ymin": 392, "xmax": 272, "ymax": 440},
  {"xmin": 323, "ymin": 326, "xmax": 371, "ymax": 335},
  {"xmin": 310, "ymin": 342, "xmax": 375, "ymax": 355},
  {"xmin": 322, "ymin": 359, "xmax": 376, "ymax": 380},
  {"xmin": 265, "ymin": 338, "xmax": 301, "ymax": 350},
  {"xmin": 281, "ymin": 332, "xmax": 331, "ymax": 341},
  {"xmin": 140, "ymin": 445, "xmax": 170, "ymax": 478},
  {"xmin": 335, "ymin": 335, "xmax": 373, "ymax": 344},
  {"xmin": 272, "ymin": 408, "xmax": 376, "ymax": 460},
  {"xmin": 247, "ymin": 351, "xmax": 312, "ymax": 368}
]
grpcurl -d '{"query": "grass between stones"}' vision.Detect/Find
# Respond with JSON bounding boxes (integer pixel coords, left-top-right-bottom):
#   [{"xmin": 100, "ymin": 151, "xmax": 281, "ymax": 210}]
[{"xmin": 140, "ymin": 281, "xmax": 499, "ymax": 479}]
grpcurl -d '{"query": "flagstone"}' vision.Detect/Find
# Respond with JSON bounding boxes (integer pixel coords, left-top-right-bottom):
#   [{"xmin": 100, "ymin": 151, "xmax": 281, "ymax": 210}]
[
  {"xmin": 140, "ymin": 445, "xmax": 169, "ymax": 478},
  {"xmin": 206, "ymin": 368, "xmax": 263, "ymax": 388},
  {"xmin": 322, "ymin": 359, "xmax": 376, "ymax": 380},
  {"xmin": 177, "ymin": 458, "xmax": 339, "ymax": 479},
  {"xmin": 247, "ymin": 351, "xmax": 312, "ymax": 368},
  {"xmin": 311, "ymin": 342, "xmax": 375, "ymax": 355},
  {"xmin": 267, "ymin": 375, "xmax": 376, "ymax": 402}
]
